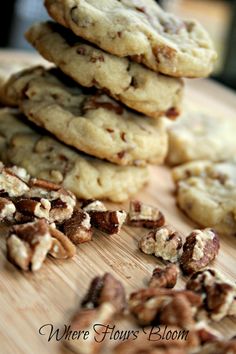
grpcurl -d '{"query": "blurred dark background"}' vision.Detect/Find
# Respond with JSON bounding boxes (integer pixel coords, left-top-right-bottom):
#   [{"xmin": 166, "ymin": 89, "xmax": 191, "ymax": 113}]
[{"xmin": 1, "ymin": 0, "xmax": 236, "ymax": 90}]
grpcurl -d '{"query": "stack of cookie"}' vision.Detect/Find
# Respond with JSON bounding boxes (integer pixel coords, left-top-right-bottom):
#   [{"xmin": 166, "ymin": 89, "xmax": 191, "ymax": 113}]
[{"xmin": 0, "ymin": 0, "xmax": 216, "ymax": 202}]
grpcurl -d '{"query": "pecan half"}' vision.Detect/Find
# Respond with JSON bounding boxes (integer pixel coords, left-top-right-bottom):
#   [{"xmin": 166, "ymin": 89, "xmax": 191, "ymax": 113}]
[
  {"xmin": 66, "ymin": 303, "xmax": 115, "ymax": 354},
  {"xmin": 139, "ymin": 225, "xmax": 183, "ymax": 262},
  {"xmin": 49, "ymin": 227, "xmax": 76, "ymax": 259},
  {"xmin": 186, "ymin": 269, "xmax": 236, "ymax": 321},
  {"xmin": 180, "ymin": 229, "xmax": 220, "ymax": 275},
  {"xmin": 129, "ymin": 287, "xmax": 201, "ymax": 327},
  {"xmin": 0, "ymin": 197, "xmax": 16, "ymax": 222},
  {"xmin": 81, "ymin": 273, "xmax": 126, "ymax": 314},
  {"xmin": 149, "ymin": 264, "xmax": 179, "ymax": 289},
  {"xmin": 63, "ymin": 209, "xmax": 92, "ymax": 244},
  {"xmin": 127, "ymin": 200, "xmax": 165, "ymax": 228},
  {"xmin": 89, "ymin": 210, "xmax": 127, "ymax": 235},
  {"xmin": 7, "ymin": 219, "xmax": 52, "ymax": 271}
]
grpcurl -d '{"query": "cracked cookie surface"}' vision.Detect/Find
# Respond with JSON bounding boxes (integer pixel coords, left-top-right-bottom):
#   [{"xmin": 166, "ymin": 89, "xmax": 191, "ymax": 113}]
[
  {"xmin": 45, "ymin": 0, "xmax": 217, "ymax": 77},
  {"xmin": 2, "ymin": 66, "xmax": 168, "ymax": 166},
  {"xmin": 0, "ymin": 108, "xmax": 149, "ymax": 202}
]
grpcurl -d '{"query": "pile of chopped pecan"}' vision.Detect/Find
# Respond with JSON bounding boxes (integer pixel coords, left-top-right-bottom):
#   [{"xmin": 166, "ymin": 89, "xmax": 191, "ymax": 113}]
[
  {"xmin": 0, "ymin": 163, "xmax": 126, "ymax": 271},
  {"xmin": 66, "ymin": 267, "xmax": 232, "ymax": 354}
]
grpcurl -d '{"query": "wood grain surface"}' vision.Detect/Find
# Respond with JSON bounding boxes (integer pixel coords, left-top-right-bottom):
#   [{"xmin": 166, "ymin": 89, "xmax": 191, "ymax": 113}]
[{"xmin": 0, "ymin": 51, "xmax": 236, "ymax": 354}]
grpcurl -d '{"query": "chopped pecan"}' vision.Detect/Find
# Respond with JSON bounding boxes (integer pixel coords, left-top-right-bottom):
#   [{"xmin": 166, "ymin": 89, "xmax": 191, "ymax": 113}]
[
  {"xmin": 127, "ymin": 200, "xmax": 165, "ymax": 228},
  {"xmin": 63, "ymin": 209, "xmax": 92, "ymax": 244},
  {"xmin": 89, "ymin": 210, "xmax": 127, "ymax": 235},
  {"xmin": 149, "ymin": 264, "xmax": 179, "ymax": 289},
  {"xmin": 0, "ymin": 166, "xmax": 29, "ymax": 197},
  {"xmin": 49, "ymin": 227, "xmax": 76, "ymax": 259},
  {"xmin": 66, "ymin": 303, "xmax": 115, "ymax": 354},
  {"xmin": 139, "ymin": 225, "xmax": 183, "ymax": 262},
  {"xmin": 14, "ymin": 198, "xmax": 51, "ymax": 220},
  {"xmin": 0, "ymin": 197, "xmax": 16, "ymax": 222},
  {"xmin": 6, "ymin": 219, "xmax": 52, "ymax": 271},
  {"xmin": 129, "ymin": 287, "xmax": 201, "ymax": 327},
  {"xmin": 25, "ymin": 178, "xmax": 76, "ymax": 223},
  {"xmin": 81, "ymin": 273, "xmax": 126, "ymax": 314},
  {"xmin": 186, "ymin": 269, "xmax": 236, "ymax": 321},
  {"xmin": 81, "ymin": 199, "xmax": 107, "ymax": 212},
  {"xmin": 180, "ymin": 229, "xmax": 220, "ymax": 275},
  {"xmin": 159, "ymin": 293, "xmax": 197, "ymax": 329}
]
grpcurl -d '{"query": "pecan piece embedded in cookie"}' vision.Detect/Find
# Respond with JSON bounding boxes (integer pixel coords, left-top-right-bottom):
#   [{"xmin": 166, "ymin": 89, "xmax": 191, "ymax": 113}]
[
  {"xmin": 186, "ymin": 269, "xmax": 236, "ymax": 321},
  {"xmin": 0, "ymin": 197, "xmax": 16, "ymax": 222},
  {"xmin": 149, "ymin": 264, "xmax": 179, "ymax": 289},
  {"xmin": 127, "ymin": 200, "xmax": 165, "ymax": 228},
  {"xmin": 6, "ymin": 219, "xmax": 52, "ymax": 271},
  {"xmin": 180, "ymin": 229, "xmax": 220, "ymax": 275},
  {"xmin": 63, "ymin": 209, "xmax": 92, "ymax": 244},
  {"xmin": 139, "ymin": 225, "xmax": 183, "ymax": 262},
  {"xmin": 81, "ymin": 273, "xmax": 126, "ymax": 314}
]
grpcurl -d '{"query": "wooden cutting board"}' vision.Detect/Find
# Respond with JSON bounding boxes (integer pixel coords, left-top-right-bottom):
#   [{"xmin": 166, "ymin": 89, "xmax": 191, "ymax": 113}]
[{"xmin": 0, "ymin": 51, "xmax": 236, "ymax": 354}]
